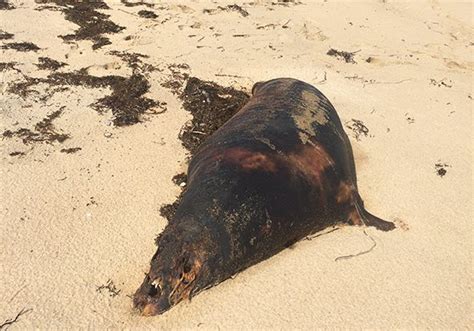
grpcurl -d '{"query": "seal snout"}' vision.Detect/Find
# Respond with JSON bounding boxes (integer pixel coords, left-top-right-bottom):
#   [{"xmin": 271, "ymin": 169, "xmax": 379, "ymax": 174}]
[{"xmin": 133, "ymin": 275, "xmax": 172, "ymax": 316}]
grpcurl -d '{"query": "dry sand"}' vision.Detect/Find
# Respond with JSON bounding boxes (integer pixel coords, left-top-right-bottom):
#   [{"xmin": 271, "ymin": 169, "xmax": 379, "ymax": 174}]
[{"xmin": 0, "ymin": 0, "xmax": 472, "ymax": 329}]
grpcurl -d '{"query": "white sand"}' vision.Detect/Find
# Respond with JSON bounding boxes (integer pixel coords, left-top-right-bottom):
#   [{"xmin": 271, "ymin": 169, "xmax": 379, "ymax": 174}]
[{"xmin": 1, "ymin": 0, "xmax": 472, "ymax": 329}]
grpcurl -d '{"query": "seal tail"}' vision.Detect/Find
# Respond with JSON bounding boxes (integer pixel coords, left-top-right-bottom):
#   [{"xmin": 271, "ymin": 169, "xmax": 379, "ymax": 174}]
[{"xmin": 352, "ymin": 193, "xmax": 395, "ymax": 232}]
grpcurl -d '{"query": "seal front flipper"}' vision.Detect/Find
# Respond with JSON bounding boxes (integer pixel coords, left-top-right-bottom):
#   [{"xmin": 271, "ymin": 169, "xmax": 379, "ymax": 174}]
[{"xmin": 350, "ymin": 193, "xmax": 395, "ymax": 232}]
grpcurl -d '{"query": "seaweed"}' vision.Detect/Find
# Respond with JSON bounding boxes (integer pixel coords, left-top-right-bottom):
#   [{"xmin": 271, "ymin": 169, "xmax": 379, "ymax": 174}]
[
  {"xmin": 159, "ymin": 195, "xmax": 183, "ymax": 223},
  {"xmin": 345, "ymin": 119, "xmax": 370, "ymax": 141},
  {"xmin": 159, "ymin": 173, "xmax": 188, "ymax": 223},
  {"xmin": 0, "ymin": 62, "xmax": 17, "ymax": 71},
  {"xmin": 2, "ymin": 109, "xmax": 70, "ymax": 144},
  {"xmin": 138, "ymin": 10, "xmax": 158, "ymax": 18},
  {"xmin": 327, "ymin": 48, "xmax": 358, "ymax": 63},
  {"xmin": 60, "ymin": 147, "xmax": 82, "ymax": 154},
  {"xmin": 0, "ymin": 1, "xmax": 15, "ymax": 10},
  {"xmin": 8, "ymin": 64, "xmax": 164, "ymax": 126},
  {"xmin": 0, "ymin": 30, "xmax": 14, "ymax": 40},
  {"xmin": 36, "ymin": 57, "xmax": 67, "ymax": 71},
  {"xmin": 203, "ymin": 4, "xmax": 249, "ymax": 17},
  {"xmin": 121, "ymin": 0, "xmax": 154, "ymax": 8},
  {"xmin": 435, "ymin": 162, "xmax": 450, "ymax": 178},
  {"xmin": 38, "ymin": 0, "xmax": 125, "ymax": 49},
  {"xmin": 179, "ymin": 77, "xmax": 250, "ymax": 154},
  {"xmin": 160, "ymin": 63, "xmax": 190, "ymax": 95},
  {"xmin": 0, "ymin": 42, "xmax": 40, "ymax": 52},
  {"xmin": 96, "ymin": 279, "xmax": 121, "ymax": 297},
  {"xmin": 9, "ymin": 151, "xmax": 26, "ymax": 157}
]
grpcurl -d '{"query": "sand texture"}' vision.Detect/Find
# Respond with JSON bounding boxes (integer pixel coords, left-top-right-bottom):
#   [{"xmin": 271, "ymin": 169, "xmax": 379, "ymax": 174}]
[{"xmin": 1, "ymin": 0, "xmax": 472, "ymax": 329}]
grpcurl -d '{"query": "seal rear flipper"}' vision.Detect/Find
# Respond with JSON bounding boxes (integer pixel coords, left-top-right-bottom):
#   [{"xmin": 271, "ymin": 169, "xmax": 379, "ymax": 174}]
[{"xmin": 349, "ymin": 194, "xmax": 395, "ymax": 232}]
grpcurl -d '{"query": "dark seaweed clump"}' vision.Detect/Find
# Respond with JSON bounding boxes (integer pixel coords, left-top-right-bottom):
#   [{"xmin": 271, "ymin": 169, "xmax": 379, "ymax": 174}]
[
  {"xmin": 0, "ymin": 42, "xmax": 40, "ymax": 52},
  {"xmin": 137, "ymin": 9, "xmax": 158, "ymax": 18},
  {"xmin": 37, "ymin": 0, "xmax": 124, "ymax": 49},
  {"xmin": 0, "ymin": 62, "xmax": 17, "ymax": 71},
  {"xmin": 0, "ymin": 1, "xmax": 15, "ymax": 10},
  {"xmin": 108, "ymin": 50, "xmax": 151, "ymax": 71},
  {"xmin": 327, "ymin": 48, "xmax": 357, "ymax": 63},
  {"xmin": 0, "ymin": 30, "xmax": 14, "ymax": 40},
  {"xmin": 160, "ymin": 63, "xmax": 190, "ymax": 95},
  {"xmin": 60, "ymin": 147, "xmax": 82, "ymax": 154},
  {"xmin": 435, "ymin": 162, "xmax": 450, "ymax": 178},
  {"xmin": 159, "ymin": 196, "xmax": 183, "ymax": 223},
  {"xmin": 8, "ymin": 54, "xmax": 163, "ymax": 126},
  {"xmin": 36, "ymin": 57, "xmax": 67, "ymax": 71},
  {"xmin": 172, "ymin": 173, "xmax": 187, "ymax": 186},
  {"xmin": 45, "ymin": 69, "xmax": 162, "ymax": 126},
  {"xmin": 203, "ymin": 4, "xmax": 249, "ymax": 17},
  {"xmin": 179, "ymin": 77, "xmax": 250, "ymax": 154},
  {"xmin": 121, "ymin": 0, "xmax": 154, "ymax": 7},
  {"xmin": 3, "ymin": 109, "xmax": 69, "ymax": 144},
  {"xmin": 345, "ymin": 119, "xmax": 369, "ymax": 141},
  {"xmin": 9, "ymin": 151, "xmax": 26, "ymax": 157},
  {"xmin": 159, "ymin": 174, "xmax": 187, "ymax": 223},
  {"xmin": 94, "ymin": 73, "xmax": 161, "ymax": 126},
  {"xmin": 271, "ymin": 0, "xmax": 302, "ymax": 6}
]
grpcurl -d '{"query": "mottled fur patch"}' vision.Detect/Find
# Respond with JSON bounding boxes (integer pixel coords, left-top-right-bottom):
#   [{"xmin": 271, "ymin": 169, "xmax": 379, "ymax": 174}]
[
  {"xmin": 336, "ymin": 181, "xmax": 353, "ymax": 204},
  {"xmin": 222, "ymin": 147, "xmax": 277, "ymax": 172},
  {"xmin": 287, "ymin": 144, "xmax": 334, "ymax": 185},
  {"xmin": 292, "ymin": 89, "xmax": 329, "ymax": 144}
]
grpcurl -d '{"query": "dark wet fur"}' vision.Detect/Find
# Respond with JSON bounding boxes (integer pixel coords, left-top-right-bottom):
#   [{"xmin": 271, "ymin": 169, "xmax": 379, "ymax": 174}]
[{"xmin": 134, "ymin": 78, "xmax": 394, "ymax": 315}]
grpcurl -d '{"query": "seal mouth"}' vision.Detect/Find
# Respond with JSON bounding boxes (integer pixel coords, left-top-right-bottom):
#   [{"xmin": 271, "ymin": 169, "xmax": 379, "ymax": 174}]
[{"xmin": 133, "ymin": 276, "xmax": 171, "ymax": 316}]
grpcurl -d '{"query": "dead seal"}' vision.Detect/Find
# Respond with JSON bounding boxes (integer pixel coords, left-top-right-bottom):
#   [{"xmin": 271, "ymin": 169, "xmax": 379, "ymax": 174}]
[{"xmin": 133, "ymin": 78, "xmax": 395, "ymax": 316}]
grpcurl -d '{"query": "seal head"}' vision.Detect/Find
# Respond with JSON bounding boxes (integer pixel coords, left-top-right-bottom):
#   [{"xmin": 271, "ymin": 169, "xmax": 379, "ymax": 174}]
[{"xmin": 133, "ymin": 220, "xmax": 213, "ymax": 316}]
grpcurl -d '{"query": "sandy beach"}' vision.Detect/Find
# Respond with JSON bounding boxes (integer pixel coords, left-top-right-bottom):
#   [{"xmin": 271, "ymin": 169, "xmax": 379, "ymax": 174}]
[{"xmin": 1, "ymin": 0, "xmax": 472, "ymax": 329}]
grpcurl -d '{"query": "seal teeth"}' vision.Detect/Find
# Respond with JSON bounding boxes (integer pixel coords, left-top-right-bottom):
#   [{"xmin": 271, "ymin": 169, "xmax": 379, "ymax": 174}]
[{"xmin": 151, "ymin": 279, "xmax": 160, "ymax": 289}]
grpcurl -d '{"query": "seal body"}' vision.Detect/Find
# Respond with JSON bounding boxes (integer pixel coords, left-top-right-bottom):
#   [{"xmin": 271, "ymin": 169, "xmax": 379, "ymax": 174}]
[{"xmin": 134, "ymin": 78, "xmax": 394, "ymax": 316}]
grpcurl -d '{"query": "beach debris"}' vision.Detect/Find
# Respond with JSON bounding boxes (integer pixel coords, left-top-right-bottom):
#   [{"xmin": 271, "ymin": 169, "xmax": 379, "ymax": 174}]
[
  {"xmin": 121, "ymin": 0, "xmax": 154, "ymax": 8},
  {"xmin": 0, "ymin": 308, "xmax": 32, "ymax": 330},
  {"xmin": 172, "ymin": 173, "xmax": 187, "ymax": 186},
  {"xmin": 60, "ymin": 147, "xmax": 82, "ymax": 154},
  {"xmin": 335, "ymin": 230, "xmax": 377, "ymax": 261},
  {"xmin": 0, "ymin": 42, "xmax": 40, "ymax": 52},
  {"xmin": 203, "ymin": 4, "xmax": 249, "ymax": 17},
  {"xmin": 7, "ymin": 53, "xmax": 164, "ymax": 126},
  {"xmin": 43, "ymin": 0, "xmax": 124, "ymax": 50},
  {"xmin": 35, "ymin": 57, "xmax": 67, "ymax": 71},
  {"xmin": 0, "ymin": 30, "xmax": 14, "ymax": 40},
  {"xmin": 138, "ymin": 9, "xmax": 158, "ymax": 18},
  {"xmin": 405, "ymin": 113, "xmax": 415, "ymax": 124},
  {"xmin": 0, "ymin": 1, "xmax": 15, "ymax": 10},
  {"xmin": 429, "ymin": 78, "xmax": 453, "ymax": 88},
  {"xmin": 327, "ymin": 48, "xmax": 359, "ymax": 63},
  {"xmin": 435, "ymin": 162, "xmax": 450, "ymax": 178},
  {"xmin": 345, "ymin": 119, "xmax": 370, "ymax": 141},
  {"xmin": 96, "ymin": 279, "xmax": 121, "ymax": 297},
  {"xmin": 178, "ymin": 77, "xmax": 249, "ymax": 153},
  {"xmin": 160, "ymin": 63, "xmax": 190, "ymax": 95},
  {"xmin": 2, "ymin": 109, "xmax": 70, "ymax": 144}
]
